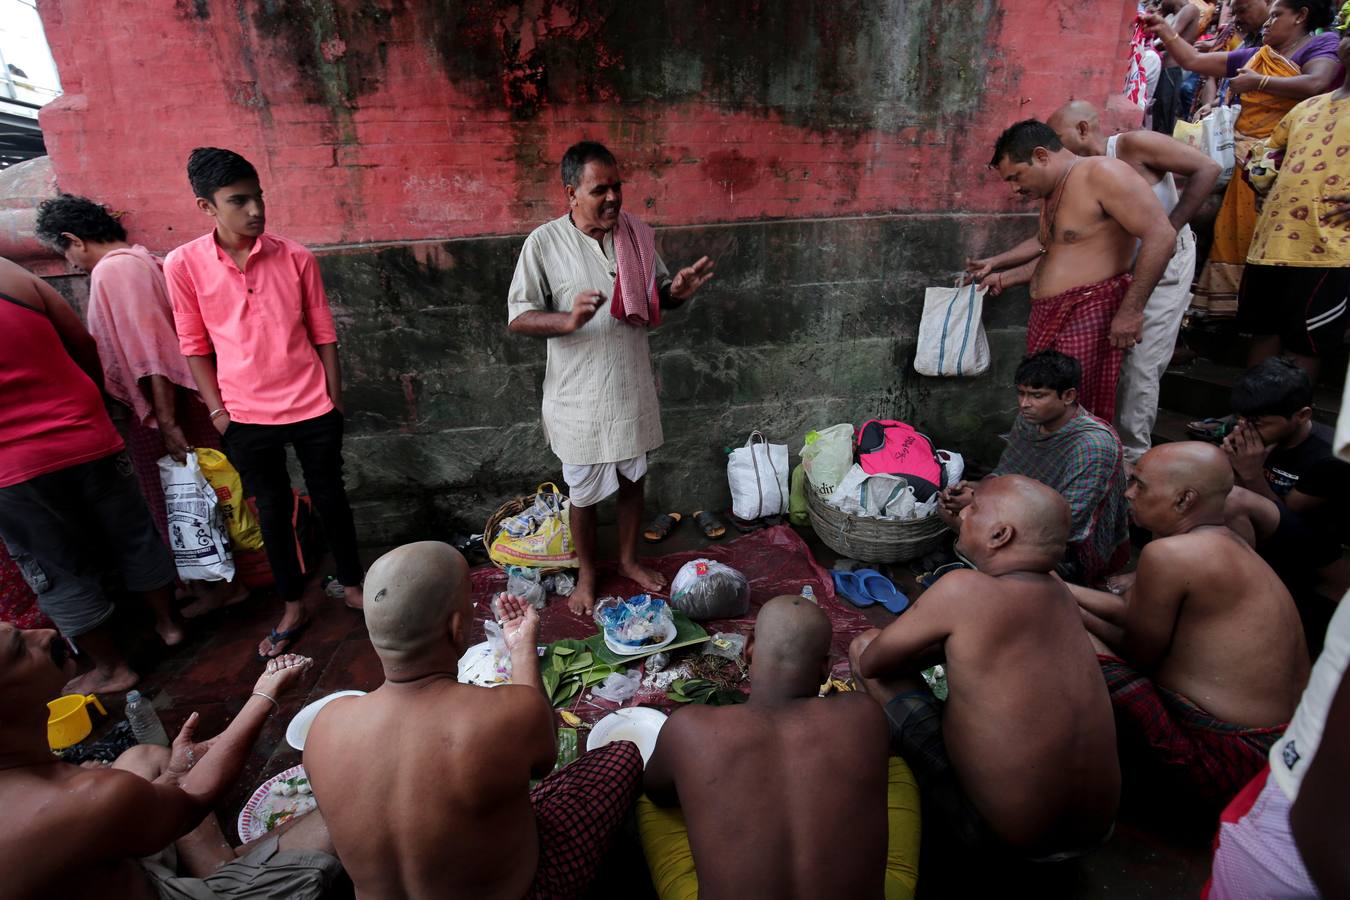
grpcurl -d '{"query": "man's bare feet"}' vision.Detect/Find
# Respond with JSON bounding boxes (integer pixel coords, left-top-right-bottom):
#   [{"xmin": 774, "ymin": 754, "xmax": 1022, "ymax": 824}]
[
  {"xmin": 618, "ymin": 560, "xmax": 667, "ymax": 594},
  {"xmin": 343, "ymin": 585, "xmax": 363, "ymax": 610},
  {"xmin": 181, "ymin": 581, "xmax": 250, "ymax": 619},
  {"xmin": 64, "ymin": 664, "xmax": 139, "ymax": 696},
  {"xmin": 567, "ymin": 571, "xmax": 596, "ymax": 616},
  {"xmin": 258, "ymin": 605, "xmax": 308, "ymax": 658},
  {"xmin": 156, "ymin": 619, "xmax": 187, "ymax": 648}
]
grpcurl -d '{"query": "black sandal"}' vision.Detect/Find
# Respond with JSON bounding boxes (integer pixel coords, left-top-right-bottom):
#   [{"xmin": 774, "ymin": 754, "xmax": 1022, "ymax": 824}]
[
  {"xmin": 643, "ymin": 512, "xmax": 683, "ymax": 543},
  {"xmin": 693, "ymin": 510, "xmax": 727, "ymax": 539}
]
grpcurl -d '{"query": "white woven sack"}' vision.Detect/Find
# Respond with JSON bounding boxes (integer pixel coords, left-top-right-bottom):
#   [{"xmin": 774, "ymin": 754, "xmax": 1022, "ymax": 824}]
[
  {"xmin": 914, "ymin": 282, "xmax": 990, "ymax": 377},
  {"xmin": 727, "ymin": 431, "xmax": 789, "ymax": 519}
]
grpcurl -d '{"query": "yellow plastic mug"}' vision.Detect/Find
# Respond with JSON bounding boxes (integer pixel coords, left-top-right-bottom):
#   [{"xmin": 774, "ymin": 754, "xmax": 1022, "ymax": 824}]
[{"xmin": 47, "ymin": 694, "xmax": 107, "ymax": 750}]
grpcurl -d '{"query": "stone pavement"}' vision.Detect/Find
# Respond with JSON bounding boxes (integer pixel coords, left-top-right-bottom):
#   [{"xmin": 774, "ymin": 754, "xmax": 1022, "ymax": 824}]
[{"xmin": 80, "ymin": 522, "xmax": 1213, "ymax": 898}]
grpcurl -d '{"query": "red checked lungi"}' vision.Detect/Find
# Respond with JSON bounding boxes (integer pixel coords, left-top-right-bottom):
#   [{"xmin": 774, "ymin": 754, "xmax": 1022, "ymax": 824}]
[
  {"xmin": 526, "ymin": 739, "xmax": 643, "ymax": 899},
  {"xmin": 1027, "ymin": 273, "xmax": 1132, "ymax": 424},
  {"xmin": 1099, "ymin": 655, "xmax": 1284, "ymax": 805}
]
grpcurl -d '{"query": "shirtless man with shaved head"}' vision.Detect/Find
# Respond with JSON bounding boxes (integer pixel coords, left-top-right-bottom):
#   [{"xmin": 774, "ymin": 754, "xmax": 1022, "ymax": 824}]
[
  {"xmin": 853, "ymin": 476, "xmax": 1120, "ymax": 859},
  {"xmin": 1048, "ymin": 100, "xmax": 1221, "ymax": 461},
  {"xmin": 1069, "ymin": 442, "xmax": 1310, "ymax": 803},
  {"xmin": 303, "ymin": 541, "xmax": 642, "ymax": 900},
  {"xmin": 641, "ymin": 595, "xmax": 918, "ymax": 899}
]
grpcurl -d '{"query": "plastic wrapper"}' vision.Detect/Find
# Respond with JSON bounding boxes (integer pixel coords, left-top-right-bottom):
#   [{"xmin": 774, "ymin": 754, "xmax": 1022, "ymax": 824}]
[
  {"xmin": 482, "ymin": 619, "xmax": 512, "ymax": 680},
  {"xmin": 594, "ymin": 594, "xmax": 674, "ymax": 649},
  {"xmin": 591, "ymin": 669, "xmax": 641, "ymax": 703},
  {"xmin": 670, "ymin": 559, "xmax": 750, "ymax": 620},
  {"xmin": 505, "ymin": 566, "xmax": 546, "ymax": 609},
  {"xmin": 703, "ymin": 632, "xmax": 746, "ymax": 662},
  {"xmin": 800, "ymin": 423, "xmax": 855, "ymax": 497}
]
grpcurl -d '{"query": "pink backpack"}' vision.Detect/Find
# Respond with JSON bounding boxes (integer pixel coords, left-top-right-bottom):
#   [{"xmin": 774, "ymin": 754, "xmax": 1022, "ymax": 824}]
[{"xmin": 856, "ymin": 420, "xmax": 946, "ymax": 501}]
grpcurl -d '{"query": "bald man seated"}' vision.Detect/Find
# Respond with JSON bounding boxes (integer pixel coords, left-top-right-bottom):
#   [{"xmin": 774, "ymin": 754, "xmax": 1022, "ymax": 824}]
[
  {"xmin": 640, "ymin": 596, "xmax": 920, "ymax": 900},
  {"xmin": 0, "ymin": 631, "xmax": 339, "ymax": 900},
  {"xmin": 1068, "ymin": 442, "xmax": 1310, "ymax": 804},
  {"xmin": 303, "ymin": 541, "xmax": 642, "ymax": 900},
  {"xmin": 853, "ymin": 476, "xmax": 1120, "ymax": 860}
]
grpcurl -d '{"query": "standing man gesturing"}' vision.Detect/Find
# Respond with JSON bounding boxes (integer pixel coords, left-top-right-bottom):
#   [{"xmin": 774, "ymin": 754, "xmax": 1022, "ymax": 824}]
[
  {"xmin": 166, "ymin": 148, "xmax": 364, "ymax": 660},
  {"xmin": 508, "ymin": 142, "xmax": 715, "ymax": 615}
]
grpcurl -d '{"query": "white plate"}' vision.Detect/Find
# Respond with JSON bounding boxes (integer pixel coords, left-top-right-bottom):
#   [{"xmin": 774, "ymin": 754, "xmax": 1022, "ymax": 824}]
[
  {"xmin": 285, "ymin": 690, "xmax": 365, "ymax": 751},
  {"xmin": 586, "ymin": 707, "xmax": 669, "ymax": 765},
  {"xmin": 458, "ymin": 640, "xmax": 511, "ymax": 687},
  {"xmin": 602, "ymin": 618, "xmax": 677, "ymax": 657},
  {"xmin": 237, "ymin": 765, "xmax": 316, "ymax": 843}
]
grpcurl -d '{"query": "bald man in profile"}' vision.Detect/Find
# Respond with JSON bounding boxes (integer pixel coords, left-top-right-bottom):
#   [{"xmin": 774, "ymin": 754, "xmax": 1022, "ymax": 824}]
[
  {"xmin": 303, "ymin": 542, "xmax": 642, "ymax": 900},
  {"xmin": 853, "ymin": 476, "xmax": 1120, "ymax": 859},
  {"xmin": 1068, "ymin": 442, "xmax": 1309, "ymax": 803},
  {"xmin": 641, "ymin": 595, "xmax": 917, "ymax": 899},
  {"xmin": 1048, "ymin": 100, "xmax": 1221, "ymax": 462}
]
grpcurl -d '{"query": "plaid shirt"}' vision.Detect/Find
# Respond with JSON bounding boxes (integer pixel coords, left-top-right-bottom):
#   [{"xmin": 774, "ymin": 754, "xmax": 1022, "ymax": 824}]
[{"xmin": 994, "ymin": 408, "xmax": 1129, "ymax": 581}]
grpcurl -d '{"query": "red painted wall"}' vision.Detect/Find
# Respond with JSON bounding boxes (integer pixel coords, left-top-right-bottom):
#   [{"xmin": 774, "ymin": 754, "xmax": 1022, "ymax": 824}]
[{"xmin": 36, "ymin": 0, "xmax": 1138, "ymax": 252}]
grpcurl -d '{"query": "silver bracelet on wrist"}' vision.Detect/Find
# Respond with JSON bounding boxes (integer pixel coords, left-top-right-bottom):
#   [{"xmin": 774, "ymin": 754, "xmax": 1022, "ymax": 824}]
[{"xmin": 252, "ymin": 690, "xmax": 279, "ymax": 712}]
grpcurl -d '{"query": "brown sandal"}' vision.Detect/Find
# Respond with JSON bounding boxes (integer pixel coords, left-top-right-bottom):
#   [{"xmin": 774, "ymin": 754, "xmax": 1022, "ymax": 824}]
[
  {"xmin": 693, "ymin": 510, "xmax": 727, "ymax": 539},
  {"xmin": 644, "ymin": 512, "xmax": 683, "ymax": 543}
]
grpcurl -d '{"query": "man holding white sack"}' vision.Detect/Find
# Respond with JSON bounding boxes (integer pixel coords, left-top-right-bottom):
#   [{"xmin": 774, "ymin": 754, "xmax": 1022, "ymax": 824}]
[
  {"xmin": 507, "ymin": 142, "xmax": 715, "ymax": 615},
  {"xmin": 1048, "ymin": 100, "xmax": 1222, "ymax": 462}
]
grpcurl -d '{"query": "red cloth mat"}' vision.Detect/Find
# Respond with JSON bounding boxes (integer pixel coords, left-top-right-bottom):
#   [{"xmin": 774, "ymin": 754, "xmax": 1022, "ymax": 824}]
[{"xmin": 467, "ymin": 525, "xmax": 871, "ymax": 721}]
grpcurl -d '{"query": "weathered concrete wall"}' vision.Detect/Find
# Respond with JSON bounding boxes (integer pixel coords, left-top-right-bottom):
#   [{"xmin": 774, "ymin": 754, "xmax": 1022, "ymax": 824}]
[
  {"xmin": 36, "ymin": 1, "xmax": 1136, "ymax": 246},
  {"xmin": 30, "ymin": 0, "xmax": 1133, "ymax": 541},
  {"xmin": 321, "ymin": 212, "xmax": 1035, "ymax": 541}
]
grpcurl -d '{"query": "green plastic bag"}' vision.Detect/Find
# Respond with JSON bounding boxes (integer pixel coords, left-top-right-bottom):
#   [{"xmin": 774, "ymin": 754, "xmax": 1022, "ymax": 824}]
[{"xmin": 789, "ymin": 463, "xmax": 810, "ymax": 526}]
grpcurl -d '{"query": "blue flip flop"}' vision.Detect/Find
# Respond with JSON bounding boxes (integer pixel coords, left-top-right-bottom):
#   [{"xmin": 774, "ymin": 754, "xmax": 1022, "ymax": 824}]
[
  {"xmin": 831, "ymin": 570, "xmax": 875, "ymax": 608},
  {"xmin": 855, "ymin": 569, "xmax": 911, "ymax": 615}
]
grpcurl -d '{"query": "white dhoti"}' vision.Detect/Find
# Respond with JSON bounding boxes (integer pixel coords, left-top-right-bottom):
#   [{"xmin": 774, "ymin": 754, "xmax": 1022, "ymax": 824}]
[
  {"xmin": 561, "ymin": 454, "xmax": 649, "ymax": 507},
  {"xmin": 1115, "ymin": 225, "xmax": 1196, "ymax": 463}
]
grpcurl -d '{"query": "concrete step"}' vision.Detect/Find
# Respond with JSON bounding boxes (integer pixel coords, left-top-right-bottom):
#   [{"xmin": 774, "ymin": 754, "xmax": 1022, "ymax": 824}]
[
  {"xmin": 1158, "ymin": 359, "xmax": 1342, "ymax": 425},
  {"xmin": 1150, "ymin": 408, "xmax": 1195, "ymax": 448}
]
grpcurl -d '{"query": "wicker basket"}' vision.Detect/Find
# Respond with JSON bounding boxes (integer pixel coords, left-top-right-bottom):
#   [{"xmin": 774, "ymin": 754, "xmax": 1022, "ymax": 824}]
[
  {"xmin": 804, "ymin": 477, "xmax": 951, "ymax": 563},
  {"xmin": 483, "ymin": 483, "xmax": 571, "ymax": 576}
]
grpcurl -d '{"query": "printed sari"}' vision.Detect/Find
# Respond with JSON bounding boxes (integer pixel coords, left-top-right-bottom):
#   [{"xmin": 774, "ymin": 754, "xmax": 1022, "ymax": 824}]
[{"xmin": 1190, "ymin": 46, "xmax": 1302, "ymax": 317}]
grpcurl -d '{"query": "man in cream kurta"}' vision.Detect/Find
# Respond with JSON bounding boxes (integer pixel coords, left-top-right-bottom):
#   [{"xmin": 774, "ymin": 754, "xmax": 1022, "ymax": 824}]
[{"xmin": 508, "ymin": 141, "xmax": 714, "ymax": 615}]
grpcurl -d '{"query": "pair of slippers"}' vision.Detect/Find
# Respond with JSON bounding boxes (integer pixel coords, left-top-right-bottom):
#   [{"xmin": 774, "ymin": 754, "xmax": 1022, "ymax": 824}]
[
  {"xmin": 831, "ymin": 569, "xmax": 911, "ymax": 615},
  {"xmin": 644, "ymin": 510, "xmax": 728, "ymax": 543}
]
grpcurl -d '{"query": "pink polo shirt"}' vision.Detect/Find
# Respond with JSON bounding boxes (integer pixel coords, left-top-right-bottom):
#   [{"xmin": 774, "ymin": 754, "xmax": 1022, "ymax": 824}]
[{"xmin": 166, "ymin": 231, "xmax": 338, "ymax": 425}]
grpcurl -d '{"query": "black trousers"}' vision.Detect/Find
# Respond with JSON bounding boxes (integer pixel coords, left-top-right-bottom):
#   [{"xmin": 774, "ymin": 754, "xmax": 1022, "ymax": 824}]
[
  {"xmin": 222, "ymin": 409, "xmax": 362, "ymax": 602},
  {"xmin": 1151, "ymin": 66, "xmax": 1185, "ymax": 136}
]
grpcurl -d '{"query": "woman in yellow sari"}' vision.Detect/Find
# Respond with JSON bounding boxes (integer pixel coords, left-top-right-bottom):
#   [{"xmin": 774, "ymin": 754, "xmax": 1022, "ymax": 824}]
[{"xmin": 1145, "ymin": 0, "xmax": 1343, "ymax": 316}]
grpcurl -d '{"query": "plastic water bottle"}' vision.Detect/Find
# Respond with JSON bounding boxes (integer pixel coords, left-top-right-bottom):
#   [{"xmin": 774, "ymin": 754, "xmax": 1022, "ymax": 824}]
[
  {"xmin": 801, "ymin": 584, "xmax": 817, "ymax": 604},
  {"xmin": 125, "ymin": 691, "xmax": 169, "ymax": 746}
]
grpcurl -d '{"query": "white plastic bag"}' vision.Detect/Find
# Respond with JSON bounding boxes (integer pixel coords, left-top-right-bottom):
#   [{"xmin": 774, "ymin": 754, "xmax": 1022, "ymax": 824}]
[
  {"xmin": 938, "ymin": 450, "xmax": 965, "ymax": 486},
  {"xmin": 1204, "ymin": 105, "xmax": 1238, "ymax": 189},
  {"xmin": 915, "ymin": 282, "xmax": 990, "ymax": 377},
  {"xmin": 158, "ymin": 454, "xmax": 234, "ymax": 582},
  {"xmin": 827, "ymin": 464, "xmax": 870, "ymax": 516},
  {"xmin": 800, "ymin": 423, "xmax": 854, "ymax": 498},
  {"xmin": 670, "ymin": 559, "xmax": 750, "ymax": 620},
  {"xmin": 727, "ymin": 431, "xmax": 789, "ymax": 519}
]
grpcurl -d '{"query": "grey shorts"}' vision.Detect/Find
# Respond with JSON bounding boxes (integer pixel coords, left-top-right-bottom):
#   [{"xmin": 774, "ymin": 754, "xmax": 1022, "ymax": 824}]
[
  {"xmin": 0, "ymin": 452, "xmax": 175, "ymax": 636},
  {"xmin": 140, "ymin": 835, "xmax": 342, "ymax": 900}
]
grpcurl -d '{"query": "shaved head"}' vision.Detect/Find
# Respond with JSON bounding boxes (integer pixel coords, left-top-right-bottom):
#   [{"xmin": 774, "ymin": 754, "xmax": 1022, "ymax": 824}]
[
  {"xmin": 750, "ymin": 595, "xmax": 833, "ymax": 694},
  {"xmin": 1048, "ymin": 100, "xmax": 1100, "ymax": 131},
  {"xmin": 1047, "ymin": 100, "xmax": 1104, "ymax": 158},
  {"xmin": 958, "ymin": 475, "xmax": 1071, "ymax": 570},
  {"xmin": 986, "ymin": 475, "xmax": 1072, "ymax": 553},
  {"xmin": 363, "ymin": 542, "xmax": 470, "ymax": 658},
  {"xmin": 1140, "ymin": 442, "xmax": 1233, "ymax": 505},
  {"xmin": 1127, "ymin": 442, "xmax": 1234, "ymax": 535}
]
